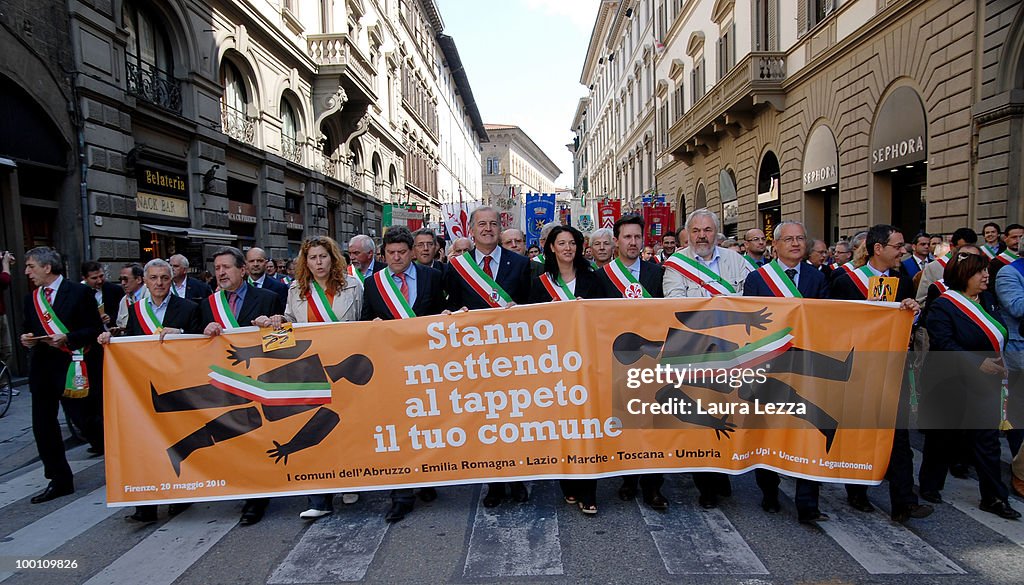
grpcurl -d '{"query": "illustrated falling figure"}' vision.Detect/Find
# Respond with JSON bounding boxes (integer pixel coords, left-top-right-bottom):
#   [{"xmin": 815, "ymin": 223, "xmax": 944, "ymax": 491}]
[
  {"xmin": 613, "ymin": 308, "xmax": 855, "ymax": 451},
  {"xmin": 149, "ymin": 340, "xmax": 373, "ymax": 475}
]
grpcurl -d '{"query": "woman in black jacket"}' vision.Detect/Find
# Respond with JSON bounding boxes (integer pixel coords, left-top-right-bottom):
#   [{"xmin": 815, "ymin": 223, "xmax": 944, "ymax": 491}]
[
  {"xmin": 528, "ymin": 226, "xmax": 601, "ymax": 515},
  {"xmin": 919, "ymin": 251, "xmax": 1020, "ymax": 519}
]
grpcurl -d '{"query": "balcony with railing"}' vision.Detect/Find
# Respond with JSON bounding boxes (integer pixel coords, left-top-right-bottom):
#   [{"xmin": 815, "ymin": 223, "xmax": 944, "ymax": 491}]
[
  {"xmin": 281, "ymin": 135, "xmax": 302, "ymax": 164},
  {"xmin": 307, "ymin": 33, "xmax": 377, "ymax": 101},
  {"xmin": 667, "ymin": 52, "xmax": 787, "ymax": 162},
  {"xmin": 125, "ymin": 57, "xmax": 182, "ymax": 115},
  {"xmin": 221, "ymin": 103, "xmax": 256, "ymax": 146}
]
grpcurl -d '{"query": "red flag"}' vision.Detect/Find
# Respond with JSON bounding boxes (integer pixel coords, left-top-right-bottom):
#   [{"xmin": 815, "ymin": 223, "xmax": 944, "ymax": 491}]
[{"xmin": 598, "ymin": 200, "xmax": 620, "ymax": 229}]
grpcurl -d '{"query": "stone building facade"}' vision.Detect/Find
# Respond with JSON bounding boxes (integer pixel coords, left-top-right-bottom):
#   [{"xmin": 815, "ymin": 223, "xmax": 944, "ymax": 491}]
[{"xmin": 574, "ymin": 0, "xmax": 1024, "ymax": 243}]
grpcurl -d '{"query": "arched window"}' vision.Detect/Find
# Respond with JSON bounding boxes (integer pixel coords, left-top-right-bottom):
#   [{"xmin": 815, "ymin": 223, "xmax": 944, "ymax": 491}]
[
  {"xmin": 123, "ymin": 2, "xmax": 180, "ymax": 113},
  {"xmin": 280, "ymin": 99, "xmax": 301, "ymax": 163},
  {"xmin": 220, "ymin": 61, "xmax": 254, "ymax": 144}
]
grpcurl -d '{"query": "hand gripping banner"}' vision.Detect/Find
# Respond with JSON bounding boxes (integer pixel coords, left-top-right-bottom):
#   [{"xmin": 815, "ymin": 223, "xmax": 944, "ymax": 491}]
[{"xmin": 103, "ymin": 297, "xmax": 912, "ymax": 505}]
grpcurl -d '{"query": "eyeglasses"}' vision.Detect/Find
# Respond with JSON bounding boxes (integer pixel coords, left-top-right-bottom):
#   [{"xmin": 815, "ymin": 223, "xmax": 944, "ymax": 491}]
[
  {"xmin": 778, "ymin": 236, "xmax": 806, "ymax": 244},
  {"xmin": 745, "ymin": 237, "xmax": 766, "ymax": 242},
  {"xmin": 883, "ymin": 242, "xmax": 906, "ymax": 250}
]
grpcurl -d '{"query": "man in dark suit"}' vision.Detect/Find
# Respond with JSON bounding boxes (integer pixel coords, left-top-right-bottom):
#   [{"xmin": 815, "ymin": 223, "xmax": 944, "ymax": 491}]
[
  {"xmin": 81, "ymin": 260, "xmax": 125, "ymax": 327},
  {"xmin": 20, "ymin": 247, "xmax": 104, "ymax": 503},
  {"xmin": 830, "ymin": 224, "xmax": 933, "ymax": 523},
  {"xmin": 900, "ymin": 233, "xmax": 933, "ymax": 279},
  {"xmin": 594, "ymin": 214, "xmax": 668, "ymax": 510},
  {"xmin": 363, "ymin": 227, "xmax": 445, "ymax": 522},
  {"xmin": 99, "ymin": 257, "xmax": 201, "ymax": 522},
  {"xmin": 200, "ymin": 246, "xmax": 284, "ymax": 524},
  {"xmin": 412, "ymin": 228, "xmax": 447, "ymax": 276},
  {"xmin": 444, "ymin": 206, "xmax": 532, "ymax": 507},
  {"xmin": 169, "ymin": 254, "xmax": 213, "ymax": 303},
  {"xmin": 349, "ymin": 235, "xmax": 386, "ymax": 280},
  {"xmin": 245, "ymin": 247, "xmax": 289, "ymax": 306},
  {"xmin": 743, "ymin": 221, "xmax": 829, "ymax": 523}
]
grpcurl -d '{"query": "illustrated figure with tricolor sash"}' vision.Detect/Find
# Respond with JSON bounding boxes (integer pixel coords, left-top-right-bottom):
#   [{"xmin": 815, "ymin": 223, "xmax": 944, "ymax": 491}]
[
  {"xmin": 361, "ymin": 227, "xmax": 446, "ymax": 522},
  {"xmin": 148, "ymin": 246, "xmax": 371, "ymax": 527}
]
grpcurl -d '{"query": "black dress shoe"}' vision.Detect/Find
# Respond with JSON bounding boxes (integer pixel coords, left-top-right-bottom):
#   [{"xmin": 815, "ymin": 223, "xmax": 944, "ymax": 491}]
[
  {"xmin": 644, "ymin": 492, "xmax": 669, "ymax": 511},
  {"xmin": 798, "ymin": 511, "xmax": 830, "ymax": 524},
  {"xmin": 618, "ymin": 484, "xmax": 637, "ymax": 501},
  {"xmin": 698, "ymin": 494, "xmax": 718, "ymax": 509},
  {"xmin": 419, "ymin": 487, "xmax": 437, "ymax": 502},
  {"xmin": 127, "ymin": 506, "xmax": 157, "ymax": 523},
  {"xmin": 980, "ymin": 499, "xmax": 1022, "ymax": 520},
  {"xmin": 949, "ymin": 464, "xmax": 970, "ymax": 479},
  {"xmin": 385, "ymin": 501, "xmax": 414, "ymax": 522},
  {"xmin": 168, "ymin": 503, "xmax": 192, "ymax": 516},
  {"xmin": 847, "ymin": 495, "xmax": 875, "ymax": 513},
  {"xmin": 920, "ymin": 490, "xmax": 943, "ymax": 504},
  {"xmin": 892, "ymin": 503, "xmax": 934, "ymax": 523},
  {"xmin": 761, "ymin": 496, "xmax": 781, "ymax": 513},
  {"xmin": 87, "ymin": 445, "xmax": 104, "ymax": 457},
  {"xmin": 31, "ymin": 484, "xmax": 73, "ymax": 504},
  {"xmin": 482, "ymin": 486, "xmax": 503, "ymax": 508},
  {"xmin": 240, "ymin": 502, "xmax": 266, "ymax": 525},
  {"xmin": 509, "ymin": 483, "xmax": 529, "ymax": 503}
]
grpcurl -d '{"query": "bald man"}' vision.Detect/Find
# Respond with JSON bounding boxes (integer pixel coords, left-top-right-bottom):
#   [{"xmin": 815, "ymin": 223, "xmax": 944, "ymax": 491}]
[
  {"xmin": 449, "ymin": 237, "xmax": 472, "ymax": 257},
  {"xmin": 500, "ymin": 229, "xmax": 527, "ymax": 256},
  {"xmin": 245, "ymin": 247, "xmax": 289, "ymax": 305}
]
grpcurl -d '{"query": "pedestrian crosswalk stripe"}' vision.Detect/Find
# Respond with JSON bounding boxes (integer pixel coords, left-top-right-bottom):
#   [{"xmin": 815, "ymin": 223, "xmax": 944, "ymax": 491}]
[
  {"xmin": 0, "ymin": 486, "xmax": 117, "ymax": 583},
  {"xmin": 637, "ymin": 478, "xmax": 768, "ymax": 575},
  {"xmin": 912, "ymin": 448, "xmax": 1024, "ymax": 549},
  {"xmin": 797, "ymin": 483, "xmax": 964, "ymax": 574},
  {"xmin": 0, "ymin": 457, "xmax": 101, "ymax": 511},
  {"xmin": 463, "ymin": 482, "xmax": 564, "ymax": 578},
  {"xmin": 268, "ymin": 493, "xmax": 391, "ymax": 583},
  {"xmin": 82, "ymin": 502, "xmax": 238, "ymax": 585}
]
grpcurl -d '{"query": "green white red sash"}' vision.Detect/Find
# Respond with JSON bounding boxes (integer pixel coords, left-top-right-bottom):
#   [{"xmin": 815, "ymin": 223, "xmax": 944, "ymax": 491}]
[
  {"xmin": 207, "ymin": 365, "xmax": 332, "ymax": 406},
  {"xmin": 208, "ymin": 290, "xmax": 240, "ymax": 328},
  {"xmin": 307, "ymin": 280, "xmax": 340, "ymax": 322},
  {"xmin": 941, "ymin": 290, "xmax": 1006, "ymax": 354},
  {"xmin": 32, "ymin": 287, "xmax": 89, "ymax": 397},
  {"xmin": 757, "ymin": 261, "xmax": 803, "ymax": 298},
  {"xmin": 133, "ymin": 300, "xmax": 162, "ymax": 334},
  {"xmin": 996, "ymin": 249, "xmax": 1019, "ymax": 266},
  {"xmin": 982, "ymin": 245, "xmax": 998, "ymax": 260},
  {"xmin": 846, "ymin": 265, "xmax": 875, "ymax": 298},
  {"xmin": 533, "ymin": 254, "xmax": 545, "ymax": 264},
  {"xmin": 347, "ymin": 264, "xmax": 365, "ymax": 284},
  {"xmin": 374, "ymin": 270, "xmax": 416, "ymax": 318},
  {"xmin": 539, "ymin": 273, "xmax": 576, "ymax": 301},
  {"xmin": 743, "ymin": 254, "xmax": 761, "ymax": 269},
  {"xmin": 936, "ymin": 252, "xmax": 953, "ymax": 268},
  {"xmin": 662, "ymin": 252, "xmax": 736, "ymax": 296},
  {"xmin": 828, "ymin": 262, "xmax": 839, "ymax": 271},
  {"xmin": 449, "ymin": 254, "xmax": 513, "ymax": 308},
  {"xmin": 934, "ymin": 279, "xmax": 948, "ymax": 293},
  {"xmin": 603, "ymin": 258, "xmax": 651, "ymax": 298},
  {"xmin": 661, "ymin": 327, "xmax": 795, "ymax": 370}
]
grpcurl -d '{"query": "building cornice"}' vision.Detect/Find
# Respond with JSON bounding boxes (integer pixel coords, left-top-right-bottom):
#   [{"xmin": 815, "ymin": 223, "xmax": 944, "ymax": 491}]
[{"xmin": 579, "ymin": 1, "xmax": 619, "ymax": 85}]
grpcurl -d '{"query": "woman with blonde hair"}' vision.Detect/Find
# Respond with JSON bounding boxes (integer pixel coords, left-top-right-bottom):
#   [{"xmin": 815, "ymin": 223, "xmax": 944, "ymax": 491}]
[{"xmin": 255, "ymin": 235, "xmax": 362, "ymax": 519}]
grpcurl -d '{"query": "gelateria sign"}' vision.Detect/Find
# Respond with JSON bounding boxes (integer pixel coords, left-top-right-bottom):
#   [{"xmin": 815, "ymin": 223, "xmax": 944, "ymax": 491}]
[
  {"xmin": 870, "ymin": 86, "xmax": 928, "ymax": 173},
  {"xmin": 136, "ymin": 166, "xmax": 189, "ymax": 219}
]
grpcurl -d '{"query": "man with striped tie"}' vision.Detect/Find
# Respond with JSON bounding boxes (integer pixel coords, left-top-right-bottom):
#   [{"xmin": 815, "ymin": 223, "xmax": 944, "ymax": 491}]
[{"xmin": 362, "ymin": 226, "xmax": 446, "ymax": 522}]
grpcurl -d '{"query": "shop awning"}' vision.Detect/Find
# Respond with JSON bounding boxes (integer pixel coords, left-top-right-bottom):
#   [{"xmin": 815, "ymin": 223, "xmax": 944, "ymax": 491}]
[{"xmin": 141, "ymin": 224, "xmax": 237, "ymax": 242}]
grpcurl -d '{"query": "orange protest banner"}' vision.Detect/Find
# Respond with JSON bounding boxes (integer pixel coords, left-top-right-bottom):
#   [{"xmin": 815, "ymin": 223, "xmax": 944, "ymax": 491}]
[{"xmin": 103, "ymin": 297, "xmax": 913, "ymax": 505}]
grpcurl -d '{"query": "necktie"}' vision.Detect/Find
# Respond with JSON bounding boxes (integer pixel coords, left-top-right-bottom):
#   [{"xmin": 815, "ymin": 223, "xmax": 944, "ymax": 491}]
[
  {"xmin": 482, "ymin": 256, "xmax": 493, "ymax": 278},
  {"xmin": 44, "ymin": 287, "xmax": 53, "ymax": 304},
  {"xmin": 920, "ymin": 259, "xmax": 927, "ymax": 270},
  {"xmin": 227, "ymin": 291, "xmax": 239, "ymax": 317},
  {"xmin": 396, "ymin": 272, "xmax": 409, "ymax": 301},
  {"xmin": 784, "ymin": 268, "xmax": 797, "ymax": 283}
]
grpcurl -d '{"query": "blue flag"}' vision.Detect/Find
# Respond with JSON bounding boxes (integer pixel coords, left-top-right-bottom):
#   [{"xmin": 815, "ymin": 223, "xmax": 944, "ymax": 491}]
[{"xmin": 524, "ymin": 193, "xmax": 556, "ymax": 247}]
